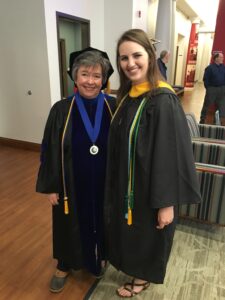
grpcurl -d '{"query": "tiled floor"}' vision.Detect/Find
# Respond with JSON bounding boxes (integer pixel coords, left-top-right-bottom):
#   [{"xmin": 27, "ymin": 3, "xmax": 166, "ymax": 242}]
[{"xmin": 87, "ymin": 221, "xmax": 225, "ymax": 300}]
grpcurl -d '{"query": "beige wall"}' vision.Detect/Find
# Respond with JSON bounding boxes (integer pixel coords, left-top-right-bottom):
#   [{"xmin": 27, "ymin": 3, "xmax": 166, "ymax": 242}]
[
  {"xmin": 104, "ymin": 0, "xmax": 133, "ymax": 89},
  {"xmin": 0, "ymin": 0, "xmax": 51, "ymax": 143}
]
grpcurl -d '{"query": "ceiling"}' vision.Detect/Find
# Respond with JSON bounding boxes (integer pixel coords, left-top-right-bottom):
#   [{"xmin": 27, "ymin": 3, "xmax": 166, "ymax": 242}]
[
  {"xmin": 176, "ymin": 0, "xmax": 219, "ymax": 31},
  {"xmin": 176, "ymin": 0, "xmax": 198, "ymax": 21}
]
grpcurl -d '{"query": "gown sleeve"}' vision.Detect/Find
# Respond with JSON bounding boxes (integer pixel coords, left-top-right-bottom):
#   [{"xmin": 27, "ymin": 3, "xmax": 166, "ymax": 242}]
[
  {"xmin": 36, "ymin": 102, "xmax": 64, "ymax": 194},
  {"xmin": 149, "ymin": 93, "xmax": 201, "ymax": 208}
]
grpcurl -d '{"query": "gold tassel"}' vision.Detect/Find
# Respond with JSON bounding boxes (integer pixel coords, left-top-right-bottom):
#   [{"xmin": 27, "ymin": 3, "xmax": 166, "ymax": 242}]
[
  {"xmin": 127, "ymin": 208, "xmax": 132, "ymax": 225},
  {"xmin": 105, "ymin": 80, "xmax": 111, "ymax": 95},
  {"xmin": 64, "ymin": 197, "xmax": 69, "ymax": 214}
]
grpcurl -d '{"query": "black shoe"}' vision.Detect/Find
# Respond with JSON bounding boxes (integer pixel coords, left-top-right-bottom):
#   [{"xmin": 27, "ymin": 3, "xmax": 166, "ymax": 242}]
[
  {"xmin": 95, "ymin": 269, "xmax": 105, "ymax": 279},
  {"xmin": 95, "ymin": 262, "xmax": 108, "ymax": 279},
  {"xmin": 49, "ymin": 270, "xmax": 69, "ymax": 293}
]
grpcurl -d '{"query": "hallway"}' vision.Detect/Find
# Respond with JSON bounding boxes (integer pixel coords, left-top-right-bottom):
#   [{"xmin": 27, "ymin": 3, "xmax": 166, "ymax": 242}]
[{"xmin": 180, "ymin": 82, "xmax": 205, "ymax": 122}]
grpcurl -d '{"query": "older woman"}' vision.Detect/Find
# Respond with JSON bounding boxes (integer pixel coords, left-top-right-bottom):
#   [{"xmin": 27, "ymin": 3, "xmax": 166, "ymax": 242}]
[{"xmin": 36, "ymin": 47, "xmax": 115, "ymax": 293}]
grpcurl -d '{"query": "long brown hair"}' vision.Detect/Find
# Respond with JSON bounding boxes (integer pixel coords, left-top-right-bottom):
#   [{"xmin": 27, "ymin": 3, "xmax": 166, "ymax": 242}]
[{"xmin": 116, "ymin": 29, "xmax": 161, "ymax": 102}]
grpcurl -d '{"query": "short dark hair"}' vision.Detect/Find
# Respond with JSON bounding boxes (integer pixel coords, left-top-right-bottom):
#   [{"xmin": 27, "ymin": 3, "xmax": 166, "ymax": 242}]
[
  {"xmin": 67, "ymin": 47, "xmax": 114, "ymax": 89},
  {"xmin": 72, "ymin": 51, "xmax": 110, "ymax": 86},
  {"xmin": 212, "ymin": 52, "xmax": 223, "ymax": 61}
]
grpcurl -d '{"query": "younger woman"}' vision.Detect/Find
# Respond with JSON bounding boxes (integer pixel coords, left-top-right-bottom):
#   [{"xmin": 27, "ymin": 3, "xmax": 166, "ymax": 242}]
[{"xmin": 104, "ymin": 29, "xmax": 201, "ymax": 298}]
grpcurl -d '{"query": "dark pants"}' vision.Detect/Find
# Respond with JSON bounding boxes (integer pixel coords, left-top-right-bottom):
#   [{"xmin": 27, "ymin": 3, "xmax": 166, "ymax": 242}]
[
  {"xmin": 57, "ymin": 260, "xmax": 70, "ymax": 272},
  {"xmin": 200, "ymin": 85, "xmax": 225, "ymax": 122}
]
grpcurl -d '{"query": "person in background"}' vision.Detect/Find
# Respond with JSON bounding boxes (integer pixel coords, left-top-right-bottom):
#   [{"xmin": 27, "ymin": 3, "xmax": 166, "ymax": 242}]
[
  {"xmin": 104, "ymin": 29, "xmax": 201, "ymax": 298},
  {"xmin": 36, "ymin": 47, "xmax": 115, "ymax": 293},
  {"xmin": 200, "ymin": 52, "xmax": 225, "ymax": 125},
  {"xmin": 157, "ymin": 49, "xmax": 170, "ymax": 80}
]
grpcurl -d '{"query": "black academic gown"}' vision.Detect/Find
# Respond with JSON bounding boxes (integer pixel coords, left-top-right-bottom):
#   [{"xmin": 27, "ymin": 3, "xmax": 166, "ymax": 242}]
[
  {"xmin": 36, "ymin": 94, "xmax": 116, "ymax": 276},
  {"xmin": 104, "ymin": 88, "xmax": 201, "ymax": 283}
]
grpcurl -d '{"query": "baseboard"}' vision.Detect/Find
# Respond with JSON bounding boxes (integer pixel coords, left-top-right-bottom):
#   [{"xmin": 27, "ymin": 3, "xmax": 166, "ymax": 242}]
[{"xmin": 0, "ymin": 137, "xmax": 41, "ymax": 152}]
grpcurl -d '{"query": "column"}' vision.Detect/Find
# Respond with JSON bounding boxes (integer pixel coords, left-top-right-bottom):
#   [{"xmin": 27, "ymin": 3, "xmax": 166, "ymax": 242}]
[
  {"xmin": 212, "ymin": 0, "xmax": 225, "ymax": 54},
  {"xmin": 155, "ymin": 0, "xmax": 176, "ymax": 83}
]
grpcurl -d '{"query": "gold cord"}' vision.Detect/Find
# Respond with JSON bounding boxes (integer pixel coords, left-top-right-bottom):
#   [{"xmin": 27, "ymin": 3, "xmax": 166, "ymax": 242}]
[
  {"xmin": 104, "ymin": 98, "xmax": 113, "ymax": 118},
  {"xmin": 110, "ymin": 94, "xmax": 128, "ymax": 123},
  {"xmin": 61, "ymin": 97, "xmax": 75, "ymax": 214}
]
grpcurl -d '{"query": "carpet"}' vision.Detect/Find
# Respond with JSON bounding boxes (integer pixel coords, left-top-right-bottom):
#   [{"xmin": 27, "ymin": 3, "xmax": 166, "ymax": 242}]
[{"xmin": 84, "ymin": 221, "xmax": 225, "ymax": 300}]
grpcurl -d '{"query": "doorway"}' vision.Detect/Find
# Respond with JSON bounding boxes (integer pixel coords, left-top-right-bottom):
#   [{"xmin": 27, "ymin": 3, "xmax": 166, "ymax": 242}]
[
  {"xmin": 174, "ymin": 34, "xmax": 185, "ymax": 86},
  {"xmin": 56, "ymin": 12, "xmax": 90, "ymax": 98}
]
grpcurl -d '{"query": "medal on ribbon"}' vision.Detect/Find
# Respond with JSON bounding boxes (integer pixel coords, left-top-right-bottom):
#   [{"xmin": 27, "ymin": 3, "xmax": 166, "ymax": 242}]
[{"xmin": 75, "ymin": 92, "xmax": 104, "ymax": 155}]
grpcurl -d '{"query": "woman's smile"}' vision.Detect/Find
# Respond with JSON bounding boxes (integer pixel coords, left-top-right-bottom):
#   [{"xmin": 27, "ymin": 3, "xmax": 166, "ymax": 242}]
[{"xmin": 119, "ymin": 41, "xmax": 149, "ymax": 85}]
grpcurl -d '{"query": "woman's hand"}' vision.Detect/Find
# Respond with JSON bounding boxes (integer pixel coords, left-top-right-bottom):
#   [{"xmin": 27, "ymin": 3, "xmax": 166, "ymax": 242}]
[
  {"xmin": 156, "ymin": 206, "xmax": 174, "ymax": 229},
  {"xmin": 47, "ymin": 193, "xmax": 59, "ymax": 205}
]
